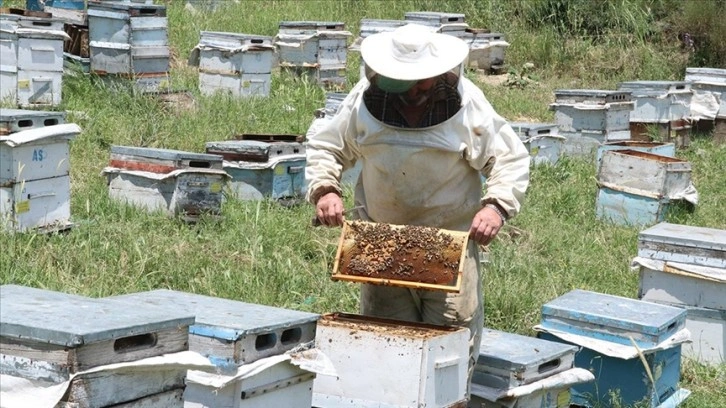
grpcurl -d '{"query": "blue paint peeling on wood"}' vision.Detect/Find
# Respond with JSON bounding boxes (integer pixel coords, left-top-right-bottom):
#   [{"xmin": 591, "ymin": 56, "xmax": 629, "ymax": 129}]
[{"xmin": 596, "ymin": 186, "xmax": 670, "ymax": 227}]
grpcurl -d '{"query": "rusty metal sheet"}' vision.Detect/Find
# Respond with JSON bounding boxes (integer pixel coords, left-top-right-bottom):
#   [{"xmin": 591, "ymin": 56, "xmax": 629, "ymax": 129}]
[{"xmin": 332, "ymin": 220, "xmax": 467, "ymax": 292}]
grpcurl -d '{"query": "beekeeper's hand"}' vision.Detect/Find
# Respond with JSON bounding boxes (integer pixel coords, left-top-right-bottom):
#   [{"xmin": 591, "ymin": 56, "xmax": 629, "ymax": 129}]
[
  {"xmin": 469, "ymin": 204, "xmax": 505, "ymax": 246},
  {"xmin": 315, "ymin": 192, "xmax": 345, "ymax": 227}
]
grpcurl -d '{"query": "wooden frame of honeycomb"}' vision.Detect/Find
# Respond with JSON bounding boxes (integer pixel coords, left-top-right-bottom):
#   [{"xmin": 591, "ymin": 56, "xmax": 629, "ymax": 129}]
[{"xmin": 331, "ymin": 220, "xmax": 468, "ymax": 293}]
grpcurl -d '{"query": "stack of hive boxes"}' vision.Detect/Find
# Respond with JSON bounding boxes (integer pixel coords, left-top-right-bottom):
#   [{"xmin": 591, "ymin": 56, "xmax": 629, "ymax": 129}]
[
  {"xmin": 0, "ymin": 8, "xmax": 67, "ymax": 107},
  {"xmin": 0, "ymin": 108, "xmax": 80, "ymax": 232},
  {"xmin": 617, "ymin": 80, "xmax": 693, "ymax": 148},
  {"xmin": 205, "ymin": 133, "xmax": 307, "ymax": 203},
  {"xmin": 87, "ymin": 0, "xmax": 170, "ymax": 92},
  {"xmin": 0, "ymin": 284, "xmax": 199, "ymax": 407},
  {"xmin": 468, "ymin": 328, "xmax": 594, "ymax": 407},
  {"xmin": 536, "ymin": 289, "xmax": 692, "ymax": 408},
  {"xmin": 550, "ymin": 89, "xmax": 634, "ymax": 158},
  {"xmin": 190, "ymin": 31, "xmax": 276, "ymax": 98},
  {"xmin": 595, "ymin": 148, "xmax": 697, "ymax": 226},
  {"xmin": 509, "ymin": 122, "xmax": 565, "ymax": 166},
  {"xmin": 106, "ymin": 289, "xmax": 320, "ymax": 408},
  {"xmin": 275, "ymin": 20, "xmax": 352, "ymax": 88},
  {"xmin": 685, "ymin": 67, "xmax": 726, "ymax": 144},
  {"xmin": 634, "ymin": 222, "xmax": 726, "ymax": 366},
  {"xmin": 102, "ymin": 145, "xmax": 229, "ymax": 222}
]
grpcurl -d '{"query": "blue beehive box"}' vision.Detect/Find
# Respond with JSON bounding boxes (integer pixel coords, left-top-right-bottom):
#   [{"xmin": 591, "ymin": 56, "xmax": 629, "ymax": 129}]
[
  {"xmin": 539, "ymin": 289, "xmax": 690, "ymax": 408},
  {"xmin": 206, "ymin": 135, "xmax": 306, "ymax": 202},
  {"xmin": 595, "ymin": 186, "xmax": 672, "ymax": 227}
]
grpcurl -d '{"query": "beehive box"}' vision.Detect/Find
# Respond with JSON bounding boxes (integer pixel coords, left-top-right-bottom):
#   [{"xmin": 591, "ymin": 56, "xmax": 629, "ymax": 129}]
[
  {"xmin": 677, "ymin": 304, "xmax": 725, "ymax": 366},
  {"xmin": 107, "ymin": 289, "xmax": 319, "ymax": 408},
  {"xmin": 617, "ymin": 81, "xmax": 692, "ymax": 123},
  {"xmin": 550, "ymin": 90, "xmax": 634, "ymax": 141},
  {"xmin": 638, "ymin": 222, "xmax": 726, "ymax": 269},
  {"xmin": 0, "ymin": 121, "xmax": 78, "ymax": 181},
  {"xmin": 13, "ymin": 15, "xmax": 67, "ymax": 107},
  {"xmin": 193, "ymin": 31, "xmax": 275, "ymax": 98},
  {"xmin": 540, "ymin": 289, "xmax": 686, "ymax": 348},
  {"xmin": 1, "ymin": 173, "xmax": 72, "ymax": 231},
  {"xmin": 104, "ymin": 146, "xmax": 227, "ymax": 221},
  {"xmin": 473, "ymin": 328, "xmax": 578, "ymax": 390},
  {"xmin": 350, "ymin": 18, "xmax": 406, "ymax": 51},
  {"xmin": 597, "ymin": 149, "xmax": 693, "ymax": 200},
  {"xmin": 332, "ymin": 220, "xmax": 469, "ymax": 293},
  {"xmin": 539, "ymin": 289, "xmax": 690, "ymax": 408},
  {"xmin": 0, "ymin": 284, "xmax": 195, "ymax": 407},
  {"xmin": 466, "ymin": 31, "xmax": 510, "ymax": 72},
  {"xmin": 0, "ymin": 15, "xmax": 18, "ymax": 104},
  {"xmin": 87, "ymin": 0, "xmax": 169, "ymax": 75},
  {"xmin": 0, "ymin": 107, "xmax": 65, "ymax": 134},
  {"xmin": 403, "ymin": 11, "xmax": 466, "ymax": 27},
  {"xmin": 595, "ymin": 140, "xmax": 675, "ymax": 170},
  {"xmin": 637, "ymin": 258, "xmax": 726, "ymax": 311},
  {"xmin": 45, "ymin": 0, "xmax": 88, "ymax": 25},
  {"xmin": 205, "ymin": 137, "xmax": 306, "ymax": 201},
  {"xmin": 312, "ymin": 313, "xmax": 470, "ymax": 408},
  {"xmin": 510, "ymin": 122, "xmax": 565, "ymax": 166},
  {"xmin": 686, "ymin": 68, "xmax": 726, "ymax": 119},
  {"xmin": 595, "ymin": 185, "xmax": 674, "ymax": 227}
]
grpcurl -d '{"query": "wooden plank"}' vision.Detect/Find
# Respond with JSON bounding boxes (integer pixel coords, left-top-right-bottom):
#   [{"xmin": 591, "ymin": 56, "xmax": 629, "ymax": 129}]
[{"xmin": 67, "ymin": 369, "xmax": 186, "ymax": 408}]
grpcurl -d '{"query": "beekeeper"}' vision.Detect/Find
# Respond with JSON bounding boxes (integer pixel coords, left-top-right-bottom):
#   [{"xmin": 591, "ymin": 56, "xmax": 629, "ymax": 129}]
[{"xmin": 305, "ymin": 23, "xmax": 530, "ymax": 393}]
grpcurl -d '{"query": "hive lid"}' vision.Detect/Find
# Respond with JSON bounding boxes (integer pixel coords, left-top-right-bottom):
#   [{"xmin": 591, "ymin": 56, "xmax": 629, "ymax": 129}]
[
  {"xmin": 553, "ymin": 89, "xmax": 632, "ymax": 104},
  {"xmin": 509, "ymin": 122, "xmax": 559, "ymax": 138},
  {"xmin": 110, "ymin": 145, "xmax": 223, "ymax": 164},
  {"xmin": 279, "ymin": 21, "xmax": 345, "ymax": 31},
  {"xmin": 206, "ymin": 136, "xmax": 305, "ymax": 162},
  {"xmin": 541, "ymin": 289, "xmax": 686, "ymax": 338},
  {"xmin": 685, "ymin": 67, "xmax": 726, "ymax": 85},
  {"xmin": 0, "ymin": 285, "xmax": 195, "ymax": 347},
  {"xmin": 107, "ymin": 289, "xmax": 319, "ymax": 341},
  {"xmin": 617, "ymin": 80, "xmax": 691, "ymax": 95},
  {"xmin": 331, "ymin": 220, "xmax": 468, "ymax": 293},
  {"xmin": 638, "ymin": 222, "xmax": 726, "ymax": 251},
  {"xmin": 476, "ymin": 328, "xmax": 578, "ymax": 371}
]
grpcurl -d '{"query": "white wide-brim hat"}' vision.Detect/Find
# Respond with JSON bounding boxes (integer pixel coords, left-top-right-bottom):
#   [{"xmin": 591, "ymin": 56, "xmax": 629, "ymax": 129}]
[{"xmin": 360, "ymin": 23, "xmax": 470, "ymax": 81}]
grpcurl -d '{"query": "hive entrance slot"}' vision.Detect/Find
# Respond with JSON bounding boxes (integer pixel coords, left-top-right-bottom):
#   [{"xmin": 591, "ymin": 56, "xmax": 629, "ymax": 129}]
[
  {"xmin": 114, "ymin": 333, "xmax": 157, "ymax": 353},
  {"xmin": 188, "ymin": 161, "xmax": 211, "ymax": 168},
  {"xmin": 280, "ymin": 328, "xmax": 302, "ymax": 345},
  {"xmin": 538, "ymin": 358, "xmax": 560, "ymax": 373},
  {"xmin": 447, "ymin": 17, "xmax": 458, "ymax": 22},
  {"xmin": 18, "ymin": 120, "xmax": 33, "ymax": 128},
  {"xmin": 255, "ymin": 333, "xmax": 276, "ymax": 351},
  {"xmin": 44, "ymin": 119, "xmax": 58, "ymax": 126}
]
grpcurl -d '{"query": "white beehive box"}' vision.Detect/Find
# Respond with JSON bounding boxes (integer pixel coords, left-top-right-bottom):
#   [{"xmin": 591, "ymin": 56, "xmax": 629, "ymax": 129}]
[
  {"xmin": 638, "ymin": 222, "xmax": 726, "ymax": 269},
  {"xmin": 0, "ymin": 22, "xmax": 18, "ymax": 104},
  {"xmin": 0, "ymin": 284, "xmax": 195, "ymax": 407},
  {"xmin": 550, "ymin": 89, "xmax": 634, "ymax": 140},
  {"xmin": 509, "ymin": 122, "xmax": 565, "ymax": 166},
  {"xmin": 685, "ymin": 67, "xmax": 726, "ymax": 119},
  {"xmin": 0, "ymin": 121, "xmax": 79, "ymax": 182},
  {"xmin": 617, "ymin": 81, "xmax": 693, "ymax": 123},
  {"xmin": 466, "ymin": 31, "xmax": 510, "ymax": 72},
  {"xmin": 0, "ymin": 107, "xmax": 65, "ymax": 134},
  {"xmin": 1, "ymin": 173, "xmax": 71, "ymax": 232},
  {"xmin": 312, "ymin": 313, "xmax": 470, "ymax": 408},
  {"xmin": 404, "ymin": 11, "xmax": 466, "ymax": 27},
  {"xmin": 679, "ymin": 305, "xmax": 725, "ymax": 365},
  {"xmin": 191, "ymin": 31, "xmax": 275, "ymax": 98},
  {"xmin": 350, "ymin": 19, "xmax": 407, "ymax": 51},
  {"xmin": 87, "ymin": 0, "xmax": 169, "ymax": 75}
]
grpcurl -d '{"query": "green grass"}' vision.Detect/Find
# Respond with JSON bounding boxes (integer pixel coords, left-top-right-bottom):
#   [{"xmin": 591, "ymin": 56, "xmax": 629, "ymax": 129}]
[{"xmin": 1, "ymin": 0, "xmax": 725, "ymax": 406}]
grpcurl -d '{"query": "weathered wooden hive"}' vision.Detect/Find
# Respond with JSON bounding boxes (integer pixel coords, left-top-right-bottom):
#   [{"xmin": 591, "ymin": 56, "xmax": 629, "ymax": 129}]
[
  {"xmin": 0, "ymin": 284, "xmax": 195, "ymax": 407},
  {"xmin": 465, "ymin": 30, "xmax": 510, "ymax": 72},
  {"xmin": 87, "ymin": 0, "xmax": 169, "ymax": 91},
  {"xmin": 1, "ymin": 108, "xmax": 80, "ymax": 232},
  {"xmin": 349, "ymin": 18, "xmax": 406, "ymax": 52},
  {"xmin": 103, "ymin": 145, "xmax": 229, "ymax": 221},
  {"xmin": 616, "ymin": 80, "xmax": 693, "ymax": 147},
  {"xmin": 470, "ymin": 328, "xmax": 593, "ymax": 408},
  {"xmin": 633, "ymin": 223, "xmax": 726, "ymax": 367},
  {"xmin": 190, "ymin": 31, "xmax": 275, "ymax": 98},
  {"xmin": 0, "ymin": 8, "xmax": 68, "ymax": 107},
  {"xmin": 685, "ymin": 67, "xmax": 726, "ymax": 144},
  {"xmin": 595, "ymin": 140, "xmax": 675, "ymax": 171},
  {"xmin": 509, "ymin": 122, "xmax": 565, "ymax": 166},
  {"xmin": 538, "ymin": 289, "xmax": 691, "ymax": 408},
  {"xmin": 107, "ymin": 289, "xmax": 320, "ymax": 408},
  {"xmin": 312, "ymin": 312, "xmax": 470, "ymax": 408},
  {"xmin": 205, "ymin": 134, "xmax": 306, "ymax": 201},
  {"xmin": 596, "ymin": 149, "xmax": 696, "ymax": 227},
  {"xmin": 550, "ymin": 89, "xmax": 634, "ymax": 158},
  {"xmin": 275, "ymin": 20, "xmax": 352, "ymax": 87}
]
